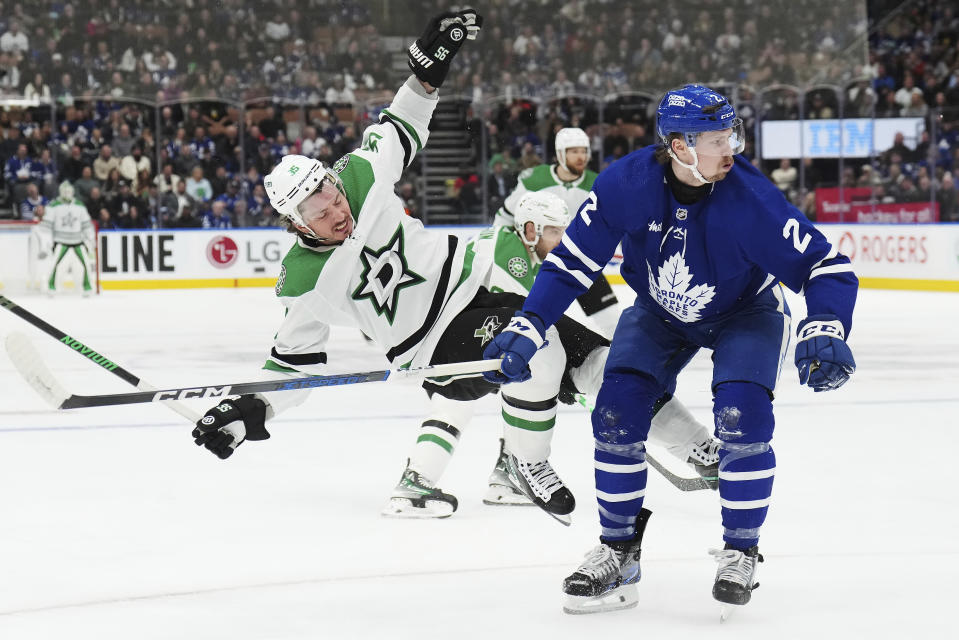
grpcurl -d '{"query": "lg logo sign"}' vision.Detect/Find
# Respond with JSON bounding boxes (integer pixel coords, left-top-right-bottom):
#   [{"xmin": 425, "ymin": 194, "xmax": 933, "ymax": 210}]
[{"xmin": 207, "ymin": 235, "xmax": 239, "ymax": 268}]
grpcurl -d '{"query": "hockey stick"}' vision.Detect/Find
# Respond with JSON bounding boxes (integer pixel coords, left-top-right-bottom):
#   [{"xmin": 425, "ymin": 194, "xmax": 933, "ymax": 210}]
[
  {"xmin": 1, "ymin": 294, "xmax": 201, "ymax": 421},
  {"xmin": 574, "ymin": 393, "xmax": 715, "ymax": 492},
  {"xmin": 4, "ymin": 329, "xmax": 502, "ymax": 411}
]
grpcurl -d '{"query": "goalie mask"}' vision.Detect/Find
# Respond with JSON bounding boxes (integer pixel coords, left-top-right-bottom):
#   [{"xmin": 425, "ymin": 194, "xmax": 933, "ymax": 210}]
[
  {"xmin": 554, "ymin": 127, "xmax": 590, "ymax": 174},
  {"xmin": 265, "ymin": 154, "xmax": 349, "ymax": 241},
  {"xmin": 58, "ymin": 181, "xmax": 75, "ymax": 200},
  {"xmin": 656, "ymin": 84, "xmax": 745, "ymax": 184},
  {"xmin": 513, "ymin": 191, "xmax": 571, "ymax": 249}
]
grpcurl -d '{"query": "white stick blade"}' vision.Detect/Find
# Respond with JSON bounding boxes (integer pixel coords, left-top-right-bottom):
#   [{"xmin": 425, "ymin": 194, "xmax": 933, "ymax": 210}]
[{"xmin": 5, "ymin": 331, "xmax": 71, "ymax": 409}]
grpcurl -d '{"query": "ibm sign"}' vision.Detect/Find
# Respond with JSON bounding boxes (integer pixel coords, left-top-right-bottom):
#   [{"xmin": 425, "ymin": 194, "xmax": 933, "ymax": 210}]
[{"xmin": 761, "ymin": 118, "xmax": 926, "ymax": 158}]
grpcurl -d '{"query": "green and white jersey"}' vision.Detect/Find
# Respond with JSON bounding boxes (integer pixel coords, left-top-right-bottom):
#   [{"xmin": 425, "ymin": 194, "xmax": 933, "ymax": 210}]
[
  {"xmin": 39, "ymin": 197, "xmax": 93, "ymax": 246},
  {"xmin": 468, "ymin": 225, "xmax": 593, "ymax": 328},
  {"xmin": 492, "ymin": 163, "xmax": 597, "ymax": 229},
  {"xmin": 265, "ymin": 77, "xmax": 492, "ymax": 376}
]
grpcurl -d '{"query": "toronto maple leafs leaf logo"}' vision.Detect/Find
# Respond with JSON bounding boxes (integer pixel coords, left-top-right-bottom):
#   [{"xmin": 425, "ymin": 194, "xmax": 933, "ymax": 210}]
[{"xmin": 646, "ymin": 252, "xmax": 716, "ymax": 322}]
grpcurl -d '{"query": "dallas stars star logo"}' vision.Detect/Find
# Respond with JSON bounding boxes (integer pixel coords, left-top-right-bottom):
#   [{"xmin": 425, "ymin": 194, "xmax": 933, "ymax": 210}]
[
  {"xmin": 352, "ymin": 225, "xmax": 425, "ymax": 324},
  {"xmin": 473, "ymin": 315, "xmax": 502, "ymax": 346}
]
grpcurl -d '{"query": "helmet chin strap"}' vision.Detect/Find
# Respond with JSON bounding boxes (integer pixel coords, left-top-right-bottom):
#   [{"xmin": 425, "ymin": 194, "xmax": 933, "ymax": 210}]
[{"xmin": 667, "ymin": 146, "xmax": 711, "ymax": 185}]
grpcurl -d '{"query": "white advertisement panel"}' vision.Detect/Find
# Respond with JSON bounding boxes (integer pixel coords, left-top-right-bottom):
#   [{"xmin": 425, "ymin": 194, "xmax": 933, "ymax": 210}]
[
  {"xmin": 816, "ymin": 224, "xmax": 959, "ymax": 289},
  {"xmin": 761, "ymin": 118, "xmax": 925, "ymax": 159},
  {"xmin": 98, "ymin": 228, "xmax": 292, "ymax": 287}
]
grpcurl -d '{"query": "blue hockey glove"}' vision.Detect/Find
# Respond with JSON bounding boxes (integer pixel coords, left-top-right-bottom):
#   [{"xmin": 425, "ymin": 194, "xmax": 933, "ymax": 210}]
[
  {"xmin": 482, "ymin": 312, "xmax": 546, "ymax": 384},
  {"xmin": 794, "ymin": 315, "xmax": 856, "ymax": 392}
]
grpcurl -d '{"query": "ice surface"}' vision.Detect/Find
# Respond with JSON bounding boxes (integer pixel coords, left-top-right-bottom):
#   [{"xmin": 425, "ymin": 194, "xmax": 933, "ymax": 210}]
[{"xmin": 0, "ymin": 286, "xmax": 955, "ymax": 639}]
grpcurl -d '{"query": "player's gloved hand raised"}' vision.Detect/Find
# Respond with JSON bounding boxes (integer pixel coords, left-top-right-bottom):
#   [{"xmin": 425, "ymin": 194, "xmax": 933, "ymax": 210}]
[
  {"xmin": 482, "ymin": 312, "xmax": 546, "ymax": 384},
  {"xmin": 794, "ymin": 315, "xmax": 856, "ymax": 392},
  {"xmin": 192, "ymin": 395, "xmax": 270, "ymax": 459},
  {"xmin": 407, "ymin": 8, "xmax": 482, "ymax": 88}
]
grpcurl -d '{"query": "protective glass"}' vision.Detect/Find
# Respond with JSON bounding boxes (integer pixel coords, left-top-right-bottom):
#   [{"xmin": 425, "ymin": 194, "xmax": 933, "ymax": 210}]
[{"xmin": 688, "ymin": 119, "xmax": 745, "ymax": 156}]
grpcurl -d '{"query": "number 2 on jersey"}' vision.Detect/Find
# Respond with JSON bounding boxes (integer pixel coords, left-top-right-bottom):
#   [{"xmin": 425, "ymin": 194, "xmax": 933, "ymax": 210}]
[{"xmin": 782, "ymin": 219, "xmax": 811, "ymax": 253}]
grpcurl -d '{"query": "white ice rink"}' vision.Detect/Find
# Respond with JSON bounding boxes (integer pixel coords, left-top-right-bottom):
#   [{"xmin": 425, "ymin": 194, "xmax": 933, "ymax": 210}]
[{"xmin": 0, "ymin": 284, "xmax": 956, "ymax": 639}]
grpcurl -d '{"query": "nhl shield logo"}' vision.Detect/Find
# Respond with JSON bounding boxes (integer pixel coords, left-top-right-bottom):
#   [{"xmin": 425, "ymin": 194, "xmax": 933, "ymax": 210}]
[
  {"xmin": 507, "ymin": 256, "xmax": 529, "ymax": 278},
  {"xmin": 675, "ymin": 208, "xmax": 688, "ymax": 221}
]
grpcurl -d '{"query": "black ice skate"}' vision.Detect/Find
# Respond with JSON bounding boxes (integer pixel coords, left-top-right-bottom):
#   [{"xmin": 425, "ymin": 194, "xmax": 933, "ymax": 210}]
[
  {"xmin": 505, "ymin": 450, "xmax": 575, "ymax": 525},
  {"xmin": 483, "ymin": 438, "xmax": 534, "ymax": 506},
  {"xmin": 710, "ymin": 543, "xmax": 764, "ymax": 621},
  {"xmin": 686, "ymin": 438, "xmax": 720, "ymax": 490},
  {"xmin": 563, "ymin": 509, "xmax": 652, "ymax": 614},
  {"xmin": 381, "ymin": 464, "xmax": 458, "ymax": 519}
]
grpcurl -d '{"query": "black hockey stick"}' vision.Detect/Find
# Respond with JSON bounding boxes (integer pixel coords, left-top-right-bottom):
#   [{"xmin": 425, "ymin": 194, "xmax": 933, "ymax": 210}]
[
  {"xmin": 574, "ymin": 393, "xmax": 716, "ymax": 492},
  {"xmin": 4, "ymin": 327, "xmax": 501, "ymax": 411},
  {"xmin": 1, "ymin": 294, "xmax": 201, "ymax": 421}
]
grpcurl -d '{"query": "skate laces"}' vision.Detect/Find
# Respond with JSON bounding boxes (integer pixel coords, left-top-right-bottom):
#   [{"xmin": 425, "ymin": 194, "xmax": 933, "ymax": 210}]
[
  {"xmin": 574, "ymin": 544, "xmax": 619, "ymax": 581},
  {"xmin": 709, "ymin": 548, "xmax": 761, "ymax": 587},
  {"xmin": 520, "ymin": 460, "xmax": 563, "ymax": 499}
]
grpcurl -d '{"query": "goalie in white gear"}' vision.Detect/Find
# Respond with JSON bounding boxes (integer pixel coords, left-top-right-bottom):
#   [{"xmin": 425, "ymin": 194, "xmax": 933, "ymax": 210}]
[
  {"xmin": 493, "ymin": 127, "xmax": 622, "ymax": 339},
  {"xmin": 39, "ymin": 181, "xmax": 95, "ymax": 295},
  {"xmin": 384, "ymin": 191, "xmax": 720, "ymax": 518}
]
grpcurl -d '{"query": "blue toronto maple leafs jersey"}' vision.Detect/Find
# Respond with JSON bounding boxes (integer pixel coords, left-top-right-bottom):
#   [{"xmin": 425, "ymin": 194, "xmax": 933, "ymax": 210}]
[{"xmin": 525, "ymin": 146, "xmax": 858, "ymax": 335}]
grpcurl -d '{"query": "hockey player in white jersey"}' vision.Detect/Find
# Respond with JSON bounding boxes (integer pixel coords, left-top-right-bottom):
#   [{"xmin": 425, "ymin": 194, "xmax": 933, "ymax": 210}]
[
  {"xmin": 493, "ymin": 127, "xmax": 622, "ymax": 339},
  {"xmin": 384, "ymin": 191, "xmax": 720, "ymax": 517},
  {"xmin": 189, "ymin": 9, "xmax": 575, "ymax": 523},
  {"xmin": 39, "ymin": 181, "xmax": 95, "ymax": 295}
]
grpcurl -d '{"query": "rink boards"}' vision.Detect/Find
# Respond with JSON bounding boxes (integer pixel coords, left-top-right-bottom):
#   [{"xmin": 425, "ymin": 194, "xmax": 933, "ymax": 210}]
[{"xmin": 20, "ymin": 223, "xmax": 957, "ymax": 292}]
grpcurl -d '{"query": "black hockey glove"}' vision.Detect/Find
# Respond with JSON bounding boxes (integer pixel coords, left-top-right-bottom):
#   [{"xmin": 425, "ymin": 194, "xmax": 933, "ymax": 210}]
[
  {"xmin": 407, "ymin": 8, "xmax": 482, "ymax": 88},
  {"xmin": 192, "ymin": 395, "xmax": 269, "ymax": 460}
]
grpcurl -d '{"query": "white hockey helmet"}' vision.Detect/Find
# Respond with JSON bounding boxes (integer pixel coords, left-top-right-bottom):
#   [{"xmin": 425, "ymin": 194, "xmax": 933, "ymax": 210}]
[
  {"xmin": 513, "ymin": 191, "xmax": 571, "ymax": 248},
  {"xmin": 264, "ymin": 154, "xmax": 345, "ymax": 234},
  {"xmin": 554, "ymin": 127, "xmax": 590, "ymax": 173},
  {"xmin": 58, "ymin": 181, "xmax": 75, "ymax": 200}
]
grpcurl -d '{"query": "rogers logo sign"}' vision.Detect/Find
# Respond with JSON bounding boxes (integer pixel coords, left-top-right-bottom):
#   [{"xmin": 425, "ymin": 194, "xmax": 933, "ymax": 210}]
[
  {"xmin": 207, "ymin": 235, "xmax": 239, "ymax": 268},
  {"xmin": 838, "ymin": 231, "xmax": 928, "ymax": 264}
]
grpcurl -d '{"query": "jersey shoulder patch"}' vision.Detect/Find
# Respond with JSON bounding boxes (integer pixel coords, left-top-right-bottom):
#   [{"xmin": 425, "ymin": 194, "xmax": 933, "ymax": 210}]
[{"xmin": 275, "ymin": 241, "xmax": 336, "ymax": 298}]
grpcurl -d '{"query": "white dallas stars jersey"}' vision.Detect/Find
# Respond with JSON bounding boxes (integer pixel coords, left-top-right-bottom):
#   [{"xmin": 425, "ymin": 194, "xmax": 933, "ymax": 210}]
[
  {"xmin": 468, "ymin": 225, "xmax": 594, "ymax": 328},
  {"xmin": 492, "ymin": 163, "xmax": 597, "ymax": 228},
  {"xmin": 265, "ymin": 77, "xmax": 492, "ymax": 378}
]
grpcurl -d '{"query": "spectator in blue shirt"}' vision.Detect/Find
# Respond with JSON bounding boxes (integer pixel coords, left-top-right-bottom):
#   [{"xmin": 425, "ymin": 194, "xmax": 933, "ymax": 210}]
[
  {"xmin": 20, "ymin": 183, "xmax": 48, "ymax": 221},
  {"xmin": 202, "ymin": 199, "xmax": 233, "ymax": 229}
]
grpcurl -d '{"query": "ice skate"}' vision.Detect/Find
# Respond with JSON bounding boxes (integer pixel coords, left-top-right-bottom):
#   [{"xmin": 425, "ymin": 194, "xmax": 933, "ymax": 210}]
[
  {"xmin": 382, "ymin": 465, "xmax": 458, "ymax": 519},
  {"xmin": 710, "ymin": 543, "xmax": 763, "ymax": 621},
  {"xmin": 483, "ymin": 439, "xmax": 533, "ymax": 506},
  {"xmin": 504, "ymin": 450, "xmax": 575, "ymax": 525},
  {"xmin": 686, "ymin": 437, "xmax": 720, "ymax": 490},
  {"xmin": 563, "ymin": 509, "xmax": 652, "ymax": 614}
]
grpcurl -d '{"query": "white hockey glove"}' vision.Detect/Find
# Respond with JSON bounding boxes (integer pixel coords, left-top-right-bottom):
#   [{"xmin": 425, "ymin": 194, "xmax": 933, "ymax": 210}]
[
  {"xmin": 192, "ymin": 395, "xmax": 270, "ymax": 459},
  {"xmin": 407, "ymin": 8, "xmax": 482, "ymax": 88}
]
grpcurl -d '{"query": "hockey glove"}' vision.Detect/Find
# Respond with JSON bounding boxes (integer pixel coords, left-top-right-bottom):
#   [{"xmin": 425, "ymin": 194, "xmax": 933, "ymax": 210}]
[
  {"xmin": 482, "ymin": 312, "xmax": 546, "ymax": 384},
  {"xmin": 407, "ymin": 8, "xmax": 483, "ymax": 88},
  {"xmin": 192, "ymin": 395, "xmax": 270, "ymax": 459},
  {"xmin": 794, "ymin": 315, "xmax": 856, "ymax": 392}
]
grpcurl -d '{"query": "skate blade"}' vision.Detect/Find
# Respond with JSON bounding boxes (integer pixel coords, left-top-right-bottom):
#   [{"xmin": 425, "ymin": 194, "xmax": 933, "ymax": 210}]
[
  {"xmin": 482, "ymin": 485, "xmax": 535, "ymax": 506},
  {"xmin": 547, "ymin": 510, "xmax": 572, "ymax": 527},
  {"xmin": 381, "ymin": 497, "xmax": 454, "ymax": 519},
  {"xmin": 719, "ymin": 603, "xmax": 740, "ymax": 623},
  {"xmin": 563, "ymin": 585, "xmax": 638, "ymax": 615}
]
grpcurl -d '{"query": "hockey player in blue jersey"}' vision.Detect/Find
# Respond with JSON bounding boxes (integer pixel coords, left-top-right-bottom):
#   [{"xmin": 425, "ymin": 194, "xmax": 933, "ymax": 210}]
[{"xmin": 483, "ymin": 84, "xmax": 858, "ymax": 616}]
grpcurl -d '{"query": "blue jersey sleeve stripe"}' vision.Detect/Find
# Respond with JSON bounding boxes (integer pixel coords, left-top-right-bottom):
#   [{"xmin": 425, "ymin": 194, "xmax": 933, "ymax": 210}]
[
  {"xmin": 560, "ymin": 234, "xmax": 603, "ymax": 272},
  {"xmin": 809, "ymin": 245, "xmax": 839, "ymax": 270},
  {"xmin": 545, "ymin": 253, "xmax": 594, "ymax": 288},
  {"xmin": 808, "ymin": 263, "xmax": 855, "ymax": 280}
]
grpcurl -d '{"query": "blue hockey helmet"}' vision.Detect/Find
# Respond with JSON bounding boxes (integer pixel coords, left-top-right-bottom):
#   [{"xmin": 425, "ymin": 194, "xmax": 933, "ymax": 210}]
[{"xmin": 655, "ymin": 84, "xmax": 744, "ymax": 155}]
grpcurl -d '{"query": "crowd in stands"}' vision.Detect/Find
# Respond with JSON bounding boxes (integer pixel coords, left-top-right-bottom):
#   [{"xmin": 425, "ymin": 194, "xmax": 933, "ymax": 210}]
[{"xmin": 0, "ymin": 0, "xmax": 958, "ymax": 225}]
